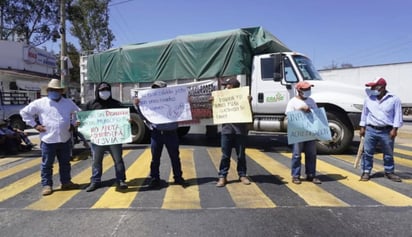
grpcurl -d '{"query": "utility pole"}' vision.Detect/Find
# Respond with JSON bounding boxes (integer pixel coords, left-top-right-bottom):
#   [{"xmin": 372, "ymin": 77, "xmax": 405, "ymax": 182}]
[{"xmin": 60, "ymin": 0, "xmax": 69, "ymax": 91}]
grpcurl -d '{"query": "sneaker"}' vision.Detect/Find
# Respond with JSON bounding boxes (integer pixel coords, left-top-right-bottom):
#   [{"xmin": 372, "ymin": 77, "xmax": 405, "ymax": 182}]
[
  {"xmin": 174, "ymin": 177, "xmax": 188, "ymax": 187},
  {"xmin": 360, "ymin": 173, "xmax": 370, "ymax": 181},
  {"xmin": 42, "ymin": 186, "xmax": 53, "ymax": 196},
  {"xmin": 239, "ymin": 176, "xmax": 251, "ymax": 185},
  {"xmin": 306, "ymin": 175, "xmax": 322, "ymax": 184},
  {"xmin": 86, "ymin": 182, "xmax": 100, "ymax": 192},
  {"xmin": 148, "ymin": 178, "xmax": 160, "ymax": 189},
  {"xmin": 117, "ymin": 181, "xmax": 128, "ymax": 189},
  {"xmin": 61, "ymin": 181, "xmax": 80, "ymax": 190},
  {"xmin": 292, "ymin": 177, "xmax": 301, "ymax": 184},
  {"xmin": 216, "ymin": 177, "xmax": 227, "ymax": 187},
  {"xmin": 384, "ymin": 172, "xmax": 401, "ymax": 182}
]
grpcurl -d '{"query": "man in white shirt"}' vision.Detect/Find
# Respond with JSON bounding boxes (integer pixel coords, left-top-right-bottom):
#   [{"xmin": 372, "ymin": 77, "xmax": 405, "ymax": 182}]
[{"xmin": 20, "ymin": 79, "xmax": 81, "ymax": 196}]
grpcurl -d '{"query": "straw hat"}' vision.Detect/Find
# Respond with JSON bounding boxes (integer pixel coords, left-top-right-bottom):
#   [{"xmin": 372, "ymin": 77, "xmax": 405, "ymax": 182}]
[{"xmin": 47, "ymin": 79, "xmax": 64, "ymax": 89}]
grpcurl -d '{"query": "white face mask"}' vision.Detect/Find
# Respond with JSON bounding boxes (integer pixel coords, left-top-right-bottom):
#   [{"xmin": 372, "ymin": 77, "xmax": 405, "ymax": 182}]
[
  {"xmin": 99, "ymin": 91, "xmax": 111, "ymax": 100},
  {"xmin": 301, "ymin": 90, "xmax": 311, "ymax": 99}
]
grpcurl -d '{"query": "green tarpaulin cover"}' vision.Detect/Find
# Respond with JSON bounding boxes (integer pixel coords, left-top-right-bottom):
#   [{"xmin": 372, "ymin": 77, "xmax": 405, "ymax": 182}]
[{"xmin": 86, "ymin": 26, "xmax": 291, "ymax": 83}]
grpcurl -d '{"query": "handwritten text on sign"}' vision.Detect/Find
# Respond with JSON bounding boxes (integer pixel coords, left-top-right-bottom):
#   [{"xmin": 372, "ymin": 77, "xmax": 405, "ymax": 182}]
[
  {"xmin": 132, "ymin": 85, "xmax": 192, "ymax": 124},
  {"xmin": 77, "ymin": 108, "xmax": 132, "ymax": 145},
  {"xmin": 286, "ymin": 107, "xmax": 332, "ymax": 144},
  {"xmin": 212, "ymin": 87, "xmax": 252, "ymax": 124}
]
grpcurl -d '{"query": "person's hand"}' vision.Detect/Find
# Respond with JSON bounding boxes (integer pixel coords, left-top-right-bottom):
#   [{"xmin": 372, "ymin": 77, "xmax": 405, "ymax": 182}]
[
  {"xmin": 74, "ymin": 121, "xmax": 81, "ymax": 127},
  {"xmin": 359, "ymin": 127, "xmax": 365, "ymax": 137},
  {"xmin": 133, "ymin": 97, "xmax": 140, "ymax": 105},
  {"xmin": 389, "ymin": 128, "xmax": 398, "ymax": 139},
  {"xmin": 208, "ymin": 96, "xmax": 214, "ymax": 102},
  {"xmin": 300, "ymin": 105, "xmax": 310, "ymax": 112},
  {"xmin": 35, "ymin": 124, "xmax": 46, "ymax": 132}
]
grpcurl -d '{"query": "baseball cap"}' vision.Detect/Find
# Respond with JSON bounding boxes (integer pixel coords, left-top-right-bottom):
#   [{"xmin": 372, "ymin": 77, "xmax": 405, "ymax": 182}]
[
  {"xmin": 295, "ymin": 81, "xmax": 314, "ymax": 90},
  {"xmin": 222, "ymin": 78, "xmax": 240, "ymax": 88},
  {"xmin": 365, "ymin": 77, "xmax": 387, "ymax": 87},
  {"xmin": 151, "ymin": 81, "xmax": 167, "ymax": 88},
  {"xmin": 98, "ymin": 83, "xmax": 110, "ymax": 91}
]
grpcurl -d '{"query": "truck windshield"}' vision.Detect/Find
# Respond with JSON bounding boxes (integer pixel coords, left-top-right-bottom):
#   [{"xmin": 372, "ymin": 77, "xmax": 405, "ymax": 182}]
[{"xmin": 293, "ymin": 55, "xmax": 322, "ymax": 80}]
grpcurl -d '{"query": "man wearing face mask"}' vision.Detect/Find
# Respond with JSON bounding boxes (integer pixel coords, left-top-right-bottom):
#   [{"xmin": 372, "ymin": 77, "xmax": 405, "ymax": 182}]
[
  {"xmin": 84, "ymin": 82, "xmax": 128, "ymax": 192},
  {"xmin": 20, "ymin": 79, "xmax": 81, "ymax": 196},
  {"xmin": 359, "ymin": 77, "xmax": 403, "ymax": 182},
  {"xmin": 285, "ymin": 81, "xmax": 321, "ymax": 184}
]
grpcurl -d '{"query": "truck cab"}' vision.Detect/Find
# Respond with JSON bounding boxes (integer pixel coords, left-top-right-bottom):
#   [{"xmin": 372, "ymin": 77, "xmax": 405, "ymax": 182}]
[{"xmin": 249, "ymin": 52, "xmax": 365, "ymax": 153}]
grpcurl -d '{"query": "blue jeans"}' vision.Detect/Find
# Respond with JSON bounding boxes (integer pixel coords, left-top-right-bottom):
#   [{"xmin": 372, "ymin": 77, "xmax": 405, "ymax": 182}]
[
  {"xmin": 218, "ymin": 134, "xmax": 247, "ymax": 178},
  {"xmin": 90, "ymin": 143, "xmax": 126, "ymax": 183},
  {"xmin": 40, "ymin": 139, "xmax": 72, "ymax": 187},
  {"xmin": 361, "ymin": 126, "xmax": 395, "ymax": 174},
  {"xmin": 291, "ymin": 140, "xmax": 317, "ymax": 177},
  {"xmin": 150, "ymin": 130, "xmax": 183, "ymax": 180}
]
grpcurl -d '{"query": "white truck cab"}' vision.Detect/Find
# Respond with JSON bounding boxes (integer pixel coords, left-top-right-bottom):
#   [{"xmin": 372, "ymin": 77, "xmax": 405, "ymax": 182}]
[{"xmin": 248, "ymin": 52, "xmax": 364, "ymax": 153}]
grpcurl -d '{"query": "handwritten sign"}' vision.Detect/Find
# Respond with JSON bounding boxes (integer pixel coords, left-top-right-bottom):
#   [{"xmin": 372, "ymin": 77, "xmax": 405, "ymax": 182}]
[
  {"xmin": 133, "ymin": 85, "xmax": 192, "ymax": 124},
  {"xmin": 212, "ymin": 86, "xmax": 252, "ymax": 124},
  {"xmin": 77, "ymin": 108, "xmax": 132, "ymax": 145},
  {"xmin": 286, "ymin": 107, "xmax": 332, "ymax": 144}
]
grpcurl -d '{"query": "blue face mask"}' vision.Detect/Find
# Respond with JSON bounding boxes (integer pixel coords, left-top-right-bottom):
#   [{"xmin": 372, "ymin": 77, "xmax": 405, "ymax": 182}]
[
  {"xmin": 48, "ymin": 91, "xmax": 62, "ymax": 101},
  {"xmin": 365, "ymin": 88, "xmax": 380, "ymax": 97},
  {"xmin": 301, "ymin": 90, "xmax": 311, "ymax": 99}
]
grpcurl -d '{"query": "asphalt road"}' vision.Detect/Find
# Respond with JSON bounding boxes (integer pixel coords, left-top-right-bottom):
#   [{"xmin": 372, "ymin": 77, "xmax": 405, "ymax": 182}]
[{"xmin": 0, "ymin": 123, "xmax": 411, "ymax": 237}]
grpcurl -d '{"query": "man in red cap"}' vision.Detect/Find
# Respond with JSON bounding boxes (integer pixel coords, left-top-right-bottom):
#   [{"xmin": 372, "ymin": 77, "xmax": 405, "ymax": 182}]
[
  {"xmin": 359, "ymin": 77, "xmax": 403, "ymax": 182},
  {"xmin": 285, "ymin": 81, "xmax": 321, "ymax": 184}
]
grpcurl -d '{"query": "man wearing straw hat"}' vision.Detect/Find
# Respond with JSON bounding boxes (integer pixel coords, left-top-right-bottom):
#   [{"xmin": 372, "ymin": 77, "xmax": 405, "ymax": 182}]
[{"xmin": 20, "ymin": 78, "xmax": 81, "ymax": 196}]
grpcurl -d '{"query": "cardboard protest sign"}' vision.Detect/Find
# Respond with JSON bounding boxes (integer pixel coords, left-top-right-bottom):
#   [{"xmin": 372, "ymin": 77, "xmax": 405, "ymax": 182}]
[
  {"xmin": 133, "ymin": 85, "xmax": 192, "ymax": 124},
  {"xmin": 286, "ymin": 107, "xmax": 332, "ymax": 144},
  {"xmin": 212, "ymin": 87, "xmax": 252, "ymax": 124},
  {"xmin": 77, "ymin": 108, "xmax": 132, "ymax": 145}
]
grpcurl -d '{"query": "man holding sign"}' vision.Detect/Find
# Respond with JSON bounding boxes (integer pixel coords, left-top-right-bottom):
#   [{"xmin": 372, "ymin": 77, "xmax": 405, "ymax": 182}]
[
  {"xmin": 133, "ymin": 81, "xmax": 186, "ymax": 189},
  {"xmin": 286, "ymin": 81, "xmax": 322, "ymax": 185},
  {"xmin": 212, "ymin": 78, "xmax": 252, "ymax": 187},
  {"xmin": 82, "ymin": 82, "xmax": 129, "ymax": 192}
]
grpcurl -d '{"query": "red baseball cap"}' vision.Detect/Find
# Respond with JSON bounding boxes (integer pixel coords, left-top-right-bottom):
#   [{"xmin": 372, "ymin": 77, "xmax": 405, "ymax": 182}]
[
  {"xmin": 365, "ymin": 77, "xmax": 387, "ymax": 87},
  {"xmin": 295, "ymin": 81, "xmax": 314, "ymax": 90}
]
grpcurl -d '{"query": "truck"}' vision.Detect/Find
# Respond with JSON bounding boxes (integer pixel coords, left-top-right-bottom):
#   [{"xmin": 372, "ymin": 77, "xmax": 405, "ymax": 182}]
[
  {"xmin": 0, "ymin": 88, "xmax": 37, "ymax": 130},
  {"xmin": 319, "ymin": 62, "xmax": 412, "ymax": 115},
  {"xmin": 80, "ymin": 27, "xmax": 365, "ymax": 154}
]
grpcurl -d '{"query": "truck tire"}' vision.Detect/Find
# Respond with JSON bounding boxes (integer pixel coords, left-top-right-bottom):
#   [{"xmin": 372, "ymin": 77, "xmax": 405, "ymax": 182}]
[
  {"xmin": 9, "ymin": 115, "xmax": 26, "ymax": 131},
  {"xmin": 177, "ymin": 126, "xmax": 190, "ymax": 138},
  {"xmin": 316, "ymin": 112, "xmax": 353, "ymax": 154},
  {"xmin": 129, "ymin": 113, "xmax": 149, "ymax": 143}
]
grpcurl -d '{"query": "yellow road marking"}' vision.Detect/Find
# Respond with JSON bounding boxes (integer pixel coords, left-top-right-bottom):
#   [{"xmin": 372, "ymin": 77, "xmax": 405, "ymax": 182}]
[
  {"xmin": 92, "ymin": 149, "xmax": 151, "ymax": 209},
  {"xmin": 281, "ymin": 152, "xmax": 412, "ymax": 206},
  {"xmin": 162, "ymin": 149, "xmax": 201, "ymax": 209},
  {"xmin": 0, "ymin": 162, "xmax": 59, "ymax": 202},
  {"xmin": 208, "ymin": 148, "xmax": 276, "ymax": 208},
  {"xmin": 0, "ymin": 158, "xmax": 40, "ymax": 180},
  {"xmin": 247, "ymin": 149, "xmax": 347, "ymax": 206},
  {"xmin": 25, "ymin": 150, "xmax": 126, "ymax": 210}
]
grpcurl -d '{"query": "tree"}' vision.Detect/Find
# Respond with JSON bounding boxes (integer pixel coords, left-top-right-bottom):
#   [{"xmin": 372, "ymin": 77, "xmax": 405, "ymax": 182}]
[
  {"xmin": 1, "ymin": 0, "xmax": 60, "ymax": 45},
  {"xmin": 67, "ymin": 42, "xmax": 80, "ymax": 83},
  {"xmin": 68, "ymin": 0, "xmax": 114, "ymax": 52}
]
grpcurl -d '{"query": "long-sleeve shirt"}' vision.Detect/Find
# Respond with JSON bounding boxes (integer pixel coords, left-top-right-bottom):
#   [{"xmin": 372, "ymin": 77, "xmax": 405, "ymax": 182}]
[
  {"xmin": 20, "ymin": 97, "xmax": 81, "ymax": 143},
  {"xmin": 359, "ymin": 92, "xmax": 403, "ymax": 128}
]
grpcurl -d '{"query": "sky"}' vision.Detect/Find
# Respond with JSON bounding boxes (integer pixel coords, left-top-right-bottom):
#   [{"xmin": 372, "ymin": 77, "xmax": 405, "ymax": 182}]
[{"xmin": 46, "ymin": 0, "xmax": 412, "ymax": 70}]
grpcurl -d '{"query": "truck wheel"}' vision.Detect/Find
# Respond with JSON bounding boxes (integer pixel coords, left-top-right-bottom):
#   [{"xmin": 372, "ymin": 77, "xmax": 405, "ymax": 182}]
[
  {"xmin": 177, "ymin": 126, "xmax": 190, "ymax": 138},
  {"xmin": 9, "ymin": 116, "xmax": 26, "ymax": 131},
  {"xmin": 130, "ymin": 113, "xmax": 149, "ymax": 143},
  {"xmin": 316, "ymin": 112, "xmax": 353, "ymax": 154}
]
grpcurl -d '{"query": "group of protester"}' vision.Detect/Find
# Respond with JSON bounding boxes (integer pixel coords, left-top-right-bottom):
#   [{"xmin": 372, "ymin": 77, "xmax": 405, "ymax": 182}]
[{"xmin": 17, "ymin": 75, "xmax": 404, "ymax": 196}]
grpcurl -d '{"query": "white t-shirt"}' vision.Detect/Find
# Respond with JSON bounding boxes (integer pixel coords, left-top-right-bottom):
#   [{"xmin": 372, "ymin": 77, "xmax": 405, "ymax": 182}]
[{"xmin": 285, "ymin": 96, "xmax": 317, "ymax": 114}]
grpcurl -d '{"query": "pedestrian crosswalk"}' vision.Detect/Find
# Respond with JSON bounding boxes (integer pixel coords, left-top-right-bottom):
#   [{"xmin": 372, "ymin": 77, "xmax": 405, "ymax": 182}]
[{"xmin": 0, "ymin": 142, "xmax": 411, "ymax": 211}]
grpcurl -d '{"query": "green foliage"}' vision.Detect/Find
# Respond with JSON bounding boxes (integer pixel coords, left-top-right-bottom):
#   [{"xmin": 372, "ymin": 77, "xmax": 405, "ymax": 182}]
[
  {"xmin": 68, "ymin": 0, "xmax": 115, "ymax": 52},
  {"xmin": 0, "ymin": 0, "xmax": 60, "ymax": 46}
]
